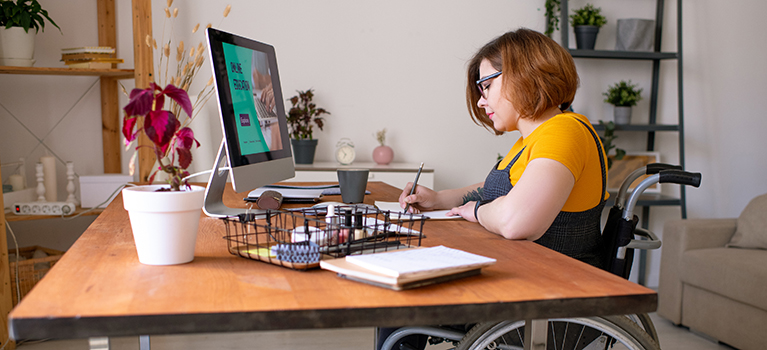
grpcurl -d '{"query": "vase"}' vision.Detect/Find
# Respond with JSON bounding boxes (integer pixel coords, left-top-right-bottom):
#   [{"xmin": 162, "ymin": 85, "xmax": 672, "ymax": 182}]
[
  {"xmin": 291, "ymin": 138, "xmax": 318, "ymax": 164},
  {"xmin": 616, "ymin": 19, "xmax": 655, "ymax": 51},
  {"xmin": 0, "ymin": 27, "xmax": 36, "ymax": 66},
  {"xmin": 122, "ymin": 184, "xmax": 205, "ymax": 265},
  {"xmin": 574, "ymin": 25, "xmax": 599, "ymax": 50},
  {"xmin": 373, "ymin": 145, "xmax": 394, "ymax": 165},
  {"xmin": 613, "ymin": 106, "xmax": 632, "ymax": 124}
]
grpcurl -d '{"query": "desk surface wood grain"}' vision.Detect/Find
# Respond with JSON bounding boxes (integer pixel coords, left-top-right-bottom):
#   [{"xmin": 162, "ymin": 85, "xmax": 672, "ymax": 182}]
[{"xmin": 8, "ymin": 182, "xmax": 656, "ymax": 340}]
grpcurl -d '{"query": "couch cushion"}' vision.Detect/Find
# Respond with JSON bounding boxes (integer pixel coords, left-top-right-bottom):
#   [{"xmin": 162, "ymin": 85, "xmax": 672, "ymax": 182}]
[
  {"xmin": 729, "ymin": 193, "xmax": 767, "ymax": 249},
  {"xmin": 680, "ymin": 247, "xmax": 767, "ymax": 311}
]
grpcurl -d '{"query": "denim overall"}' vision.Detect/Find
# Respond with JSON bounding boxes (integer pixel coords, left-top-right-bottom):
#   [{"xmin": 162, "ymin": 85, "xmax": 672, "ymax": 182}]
[{"xmin": 481, "ymin": 118, "xmax": 606, "ymax": 267}]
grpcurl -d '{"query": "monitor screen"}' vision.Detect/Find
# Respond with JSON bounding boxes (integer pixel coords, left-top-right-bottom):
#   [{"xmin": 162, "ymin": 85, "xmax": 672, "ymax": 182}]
[{"xmin": 206, "ymin": 28, "xmax": 295, "ymax": 194}]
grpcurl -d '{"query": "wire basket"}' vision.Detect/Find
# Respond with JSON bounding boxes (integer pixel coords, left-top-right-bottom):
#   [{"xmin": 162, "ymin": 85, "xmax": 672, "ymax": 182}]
[
  {"xmin": 221, "ymin": 205, "xmax": 428, "ymax": 270},
  {"xmin": 9, "ymin": 246, "xmax": 64, "ymax": 306}
]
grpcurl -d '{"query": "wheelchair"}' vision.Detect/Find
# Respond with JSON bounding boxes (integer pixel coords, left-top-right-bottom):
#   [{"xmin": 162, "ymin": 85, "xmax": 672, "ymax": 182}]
[{"xmin": 380, "ymin": 164, "xmax": 702, "ymax": 350}]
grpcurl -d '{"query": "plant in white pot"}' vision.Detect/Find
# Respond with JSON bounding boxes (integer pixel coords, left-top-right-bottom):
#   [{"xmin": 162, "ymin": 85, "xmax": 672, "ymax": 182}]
[
  {"xmin": 570, "ymin": 3, "xmax": 606, "ymax": 50},
  {"xmin": 122, "ymin": 82, "xmax": 203, "ymax": 265},
  {"xmin": 0, "ymin": 0, "xmax": 61, "ymax": 67},
  {"xmin": 603, "ymin": 80, "xmax": 642, "ymax": 124},
  {"xmin": 286, "ymin": 89, "xmax": 330, "ymax": 164},
  {"xmin": 120, "ymin": 2, "xmax": 230, "ymax": 265}
]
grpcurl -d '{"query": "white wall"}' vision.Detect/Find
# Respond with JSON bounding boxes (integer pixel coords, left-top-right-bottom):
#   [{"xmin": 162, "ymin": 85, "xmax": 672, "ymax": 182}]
[{"xmin": 2, "ymin": 0, "xmax": 766, "ymax": 288}]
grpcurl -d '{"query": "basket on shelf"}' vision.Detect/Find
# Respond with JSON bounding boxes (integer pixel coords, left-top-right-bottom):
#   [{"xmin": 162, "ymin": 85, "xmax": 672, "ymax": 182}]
[
  {"xmin": 8, "ymin": 246, "xmax": 64, "ymax": 306},
  {"xmin": 220, "ymin": 205, "xmax": 428, "ymax": 270}
]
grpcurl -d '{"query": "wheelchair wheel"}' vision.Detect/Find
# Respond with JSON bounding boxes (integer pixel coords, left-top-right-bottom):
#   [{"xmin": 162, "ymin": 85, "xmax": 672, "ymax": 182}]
[
  {"xmin": 627, "ymin": 313, "xmax": 659, "ymax": 344},
  {"xmin": 456, "ymin": 315, "xmax": 659, "ymax": 350}
]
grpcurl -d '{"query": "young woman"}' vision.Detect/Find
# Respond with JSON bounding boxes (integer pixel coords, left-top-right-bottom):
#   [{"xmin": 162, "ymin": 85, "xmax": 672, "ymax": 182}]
[{"xmin": 399, "ymin": 28, "xmax": 608, "ymax": 267}]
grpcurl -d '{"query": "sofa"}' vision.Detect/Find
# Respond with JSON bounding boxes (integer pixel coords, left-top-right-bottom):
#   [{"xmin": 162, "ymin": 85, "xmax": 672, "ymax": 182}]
[{"xmin": 658, "ymin": 194, "xmax": 767, "ymax": 350}]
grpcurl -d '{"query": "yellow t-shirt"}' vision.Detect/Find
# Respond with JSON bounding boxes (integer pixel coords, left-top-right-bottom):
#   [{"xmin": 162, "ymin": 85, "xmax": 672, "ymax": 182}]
[{"xmin": 498, "ymin": 112, "xmax": 608, "ymax": 212}]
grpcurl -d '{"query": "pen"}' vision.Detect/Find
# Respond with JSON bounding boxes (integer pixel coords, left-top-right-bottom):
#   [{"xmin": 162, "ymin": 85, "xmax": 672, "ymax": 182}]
[{"xmin": 403, "ymin": 162, "xmax": 424, "ymax": 213}]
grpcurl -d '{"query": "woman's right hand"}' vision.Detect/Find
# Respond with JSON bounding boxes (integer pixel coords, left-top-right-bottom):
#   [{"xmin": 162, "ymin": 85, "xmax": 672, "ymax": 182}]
[{"xmin": 399, "ymin": 183, "xmax": 439, "ymax": 213}]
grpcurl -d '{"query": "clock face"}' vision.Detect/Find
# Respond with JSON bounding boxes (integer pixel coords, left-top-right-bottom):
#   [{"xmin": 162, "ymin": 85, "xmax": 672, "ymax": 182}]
[{"xmin": 336, "ymin": 145, "xmax": 356, "ymax": 165}]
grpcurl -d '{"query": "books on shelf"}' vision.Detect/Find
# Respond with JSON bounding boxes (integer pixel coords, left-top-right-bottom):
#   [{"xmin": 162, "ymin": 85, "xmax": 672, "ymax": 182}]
[
  {"xmin": 61, "ymin": 47, "xmax": 122, "ymax": 69},
  {"xmin": 61, "ymin": 46, "xmax": 115, "ymax": 54},
  {"xmin": 320, "ymin": 245, "xmax": 496, "ymax": 290}
]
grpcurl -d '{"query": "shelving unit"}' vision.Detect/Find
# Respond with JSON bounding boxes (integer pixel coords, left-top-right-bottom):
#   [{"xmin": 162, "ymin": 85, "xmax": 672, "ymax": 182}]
[
  {"xmin": 560, "ymin": 0, "xmax": 685, "ymax": 284},
  {"xmin": 0, "ymin": 1, "xmax": 154, "ymax": 347}
]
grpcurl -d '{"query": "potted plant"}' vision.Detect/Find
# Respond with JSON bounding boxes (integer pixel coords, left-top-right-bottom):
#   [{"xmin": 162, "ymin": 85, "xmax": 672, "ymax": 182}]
[
  {"xmin": 544, "ymin": 0, "xmax": 561, "ymax": 38},
  {"xmin": 119, "ymin": 2, "xmax": 230, "ymax": 265},
  {"xmin": 598, "ymin": 120, "xmax": 626, "ymax": 170},
  {"xmin": 570, "ymin": 3, "xmax": 606, "ymax": 50},
  {"xmin": 286, "ymin": 89, "xmax": 330, "ymax": 164},
  {"xmin": 373, "ymin": 128, "xmax": 394, "ymax": 165},
  {"xmin": 0, "ymin": 0, "xmax": 61, "ymax": 66},
  {"xmin": 603, "ymin": 80, "xmax": 642, "ymax": 124}
]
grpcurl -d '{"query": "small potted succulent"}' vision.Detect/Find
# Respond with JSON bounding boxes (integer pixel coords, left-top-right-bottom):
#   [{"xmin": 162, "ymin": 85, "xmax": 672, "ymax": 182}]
[
  {"xmin": 603, "ymin": 80, "xmax": 642, "ymax": 124},
  {"xmin": 286, "ymin": 89, "xmax": 331, "ymax": 164},
  {"xmin": 0, "ymin": 0, "xmax": 61, "ymax": 66},
  {"xmin": 373, "ymin": 128, "xmax": 394, "ymax": 165},
  {"xmin": 570, "ymin": 3, "xmax": 606, "ymax": 50}
]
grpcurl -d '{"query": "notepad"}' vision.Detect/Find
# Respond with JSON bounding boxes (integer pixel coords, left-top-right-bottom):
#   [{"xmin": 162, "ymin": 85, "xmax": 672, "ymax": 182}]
[
  {"xmin": 374, "ymin": 201, "xmax": 459, "ymax": 220},
  {"xmin": 320, "ymin": 246, "xmax": 495, "ymax": 290},
  {"xmin": 344, "ymin": 245, "xmax": 496, "ymax": 278}
]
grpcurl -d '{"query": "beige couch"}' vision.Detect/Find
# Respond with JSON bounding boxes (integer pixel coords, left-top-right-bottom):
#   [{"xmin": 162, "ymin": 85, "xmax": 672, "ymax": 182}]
[{"xmin": 658, "ymin": 194, "xmax": 767, "ymax": 350}]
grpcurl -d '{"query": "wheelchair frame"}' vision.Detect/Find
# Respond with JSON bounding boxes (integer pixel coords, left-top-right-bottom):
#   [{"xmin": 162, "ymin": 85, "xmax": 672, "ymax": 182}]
[{"xmin": 380, "ymin": 164, "xmax": 702, "ymax": 350}]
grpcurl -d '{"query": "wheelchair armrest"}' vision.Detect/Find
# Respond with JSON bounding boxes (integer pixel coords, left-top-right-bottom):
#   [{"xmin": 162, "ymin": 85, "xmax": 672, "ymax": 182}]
[{"xmin": 625, "ymin": 227, "xmax": 661, "ymax": 250}]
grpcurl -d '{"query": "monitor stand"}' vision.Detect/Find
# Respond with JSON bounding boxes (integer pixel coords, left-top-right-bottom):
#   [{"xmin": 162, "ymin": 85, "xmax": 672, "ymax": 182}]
[{"xmin": 203, "ymin": 141, "xmax": 268, "ymax": 218}]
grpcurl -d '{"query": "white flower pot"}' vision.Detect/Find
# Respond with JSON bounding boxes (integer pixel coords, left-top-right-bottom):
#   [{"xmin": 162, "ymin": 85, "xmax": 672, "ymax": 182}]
[
  {"xmin": 122, "ymin": 185, "xmax": 205, "ymax": 265},
  {"xmin": 613, "ymin": 106, "xmax": 633, "ymax": 124},
  {"xmin": 0, "ymin": 27, "xmax": 36, "ymax": 66}
]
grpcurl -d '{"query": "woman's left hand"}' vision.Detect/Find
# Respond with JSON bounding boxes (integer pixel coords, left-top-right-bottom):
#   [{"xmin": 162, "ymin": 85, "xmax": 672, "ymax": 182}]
[{"xmin": 447, "ymin": 201, "xmax": 478, "ymax": 222}]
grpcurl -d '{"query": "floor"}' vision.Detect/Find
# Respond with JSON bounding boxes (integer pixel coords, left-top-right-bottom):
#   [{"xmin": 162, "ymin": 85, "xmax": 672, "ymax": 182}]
[{"xmin": 13, "ymin": 313, "xmax": 736, "ymax": 350}]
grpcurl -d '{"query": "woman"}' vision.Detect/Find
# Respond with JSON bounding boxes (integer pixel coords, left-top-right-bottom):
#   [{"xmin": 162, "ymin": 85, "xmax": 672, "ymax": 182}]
[{"xmin": 399, "ymin": 28, "xmax": 607, "ymax": 267}]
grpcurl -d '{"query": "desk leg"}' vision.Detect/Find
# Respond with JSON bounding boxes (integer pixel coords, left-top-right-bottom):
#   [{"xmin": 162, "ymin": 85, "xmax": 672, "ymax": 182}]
[
  {"xmin": 88, "ymin": 337, "xmax": 109, "ymax": 350},
  {"xmin": 524, "ymin": 319, "xmax": 547, "ymax": 350},
  {"xmin": 139, "ymin": 335, "xmax": 150, "ymax": 350}
]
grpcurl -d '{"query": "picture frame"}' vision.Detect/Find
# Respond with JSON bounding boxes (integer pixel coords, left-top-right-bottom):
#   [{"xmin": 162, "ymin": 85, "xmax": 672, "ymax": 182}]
[{"xmin": 607, "ymin": 151, "xmax": 661, "ymax": 193}]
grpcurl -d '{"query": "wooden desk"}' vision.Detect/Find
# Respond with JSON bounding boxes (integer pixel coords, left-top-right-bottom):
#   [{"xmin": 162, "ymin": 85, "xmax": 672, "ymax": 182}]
[{"xmin": 7, "ymin": 182, "xmax": 656, "ymax": 340}]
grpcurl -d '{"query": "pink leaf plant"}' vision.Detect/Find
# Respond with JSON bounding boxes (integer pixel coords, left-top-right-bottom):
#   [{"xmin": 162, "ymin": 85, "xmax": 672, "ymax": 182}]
[{"xmin": 123, "ymin": 83, "xmax": 199, "ymax": 191}]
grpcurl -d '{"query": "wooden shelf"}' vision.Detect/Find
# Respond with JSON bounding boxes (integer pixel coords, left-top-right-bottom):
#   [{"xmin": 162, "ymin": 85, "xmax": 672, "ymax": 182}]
[
  {"xmin": 568, "ymin": 50, "xmax": 678, "ymax": 60},
  {"xmin": 0, "ymin": 66, "xmax": 134, "ymax": 79},
  {"xmin": 5, "ymin": 207, "xmax": 104, "ymax": 222}
]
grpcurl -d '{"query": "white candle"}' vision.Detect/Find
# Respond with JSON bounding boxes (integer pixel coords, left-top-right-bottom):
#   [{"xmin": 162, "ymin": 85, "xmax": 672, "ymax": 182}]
[
  {"xmin": 9, "ymin": 174, "xmax": 24, "ymax": 191},
  {"xmin": 40, "ymin": 155, "xmax": 57, "ymax": 202}
]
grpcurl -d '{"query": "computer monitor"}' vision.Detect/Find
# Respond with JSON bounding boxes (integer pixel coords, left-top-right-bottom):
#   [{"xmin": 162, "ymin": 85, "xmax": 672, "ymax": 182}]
[{"xmin": 203, "ymin": 28, "xmax": 295, "ymax": 217}]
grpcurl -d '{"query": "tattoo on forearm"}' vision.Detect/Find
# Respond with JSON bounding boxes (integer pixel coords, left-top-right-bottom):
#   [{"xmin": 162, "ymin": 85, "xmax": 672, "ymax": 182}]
[{"xmin": 461, "ymin": 187, "xmax": 483, "ymax": 205}]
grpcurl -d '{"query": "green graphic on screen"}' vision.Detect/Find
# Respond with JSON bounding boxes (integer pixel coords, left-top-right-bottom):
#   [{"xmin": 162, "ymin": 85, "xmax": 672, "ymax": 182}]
[{"xmin": 223, "ymin": 42, "xmax": 269, "ymax": 155}]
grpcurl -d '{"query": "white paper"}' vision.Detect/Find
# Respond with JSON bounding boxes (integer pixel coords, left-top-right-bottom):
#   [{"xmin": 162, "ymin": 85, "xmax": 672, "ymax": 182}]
[
  {"xmin": 345, "ymin": 245, "xmax": 496, "ymax": 278},
  {"xmin": 374, "ymin": 201, "xmax": 460, "ymax": 220}
]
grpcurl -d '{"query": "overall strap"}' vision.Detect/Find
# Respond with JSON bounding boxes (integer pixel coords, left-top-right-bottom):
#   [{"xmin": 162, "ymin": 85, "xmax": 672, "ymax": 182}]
[{"xmin": 573, "ymin": 118, "xmax": 607, "ymax": 203}]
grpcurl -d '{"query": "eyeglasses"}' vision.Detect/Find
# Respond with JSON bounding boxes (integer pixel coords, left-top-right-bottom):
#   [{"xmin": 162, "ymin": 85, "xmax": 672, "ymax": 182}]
[{"xmin": 476, "ymin": 71, "xmax": 502, "ymax": 99}]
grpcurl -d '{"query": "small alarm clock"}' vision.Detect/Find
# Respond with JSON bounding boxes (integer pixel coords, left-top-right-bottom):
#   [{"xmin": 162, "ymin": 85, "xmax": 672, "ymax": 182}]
[{"xmin": 335, "ymin": 138, "xmax": 356, "ymax": 165}]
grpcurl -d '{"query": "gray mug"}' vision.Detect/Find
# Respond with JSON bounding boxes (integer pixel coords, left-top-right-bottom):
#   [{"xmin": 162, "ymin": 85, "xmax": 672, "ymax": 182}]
[{"xmin": 337, "ymin": 169, "xmax": 369, "ymax": 203}]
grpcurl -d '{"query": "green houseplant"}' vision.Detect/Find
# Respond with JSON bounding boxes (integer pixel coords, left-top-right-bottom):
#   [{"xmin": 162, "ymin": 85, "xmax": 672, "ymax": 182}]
[
  {"xmin": 286, "ymin": 89, "xmax": 331, "ymax": 164},
  {"xmin": 598, "ymin": 120, "xmax": 626, "ymax": 170},
  {"xmin": 603, "ymin": 80, "xmax": 642, "ymax": 124},
  {"xmin": 0, "ymin": 0, "xmax": 61, "ymax": 66},
  {"xmin": 570, "ymin": 4, "xmax": 606, "ymax": 50}
]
